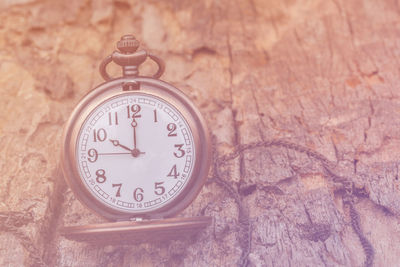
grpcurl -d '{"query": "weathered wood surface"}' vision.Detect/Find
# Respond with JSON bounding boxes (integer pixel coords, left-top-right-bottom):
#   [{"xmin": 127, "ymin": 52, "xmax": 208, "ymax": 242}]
[{"xmin": 1, "ymin": 0, "xmax": 400, "ymax": 266}]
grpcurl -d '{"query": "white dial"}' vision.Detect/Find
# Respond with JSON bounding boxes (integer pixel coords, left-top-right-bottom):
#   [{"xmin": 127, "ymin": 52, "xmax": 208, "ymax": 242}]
[{"xmin": 76, "ymin": 93, "xmax": 195, "ymax": 213}]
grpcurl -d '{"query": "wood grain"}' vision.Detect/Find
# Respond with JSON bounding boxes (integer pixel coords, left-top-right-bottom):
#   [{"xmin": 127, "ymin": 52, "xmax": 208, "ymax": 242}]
[{"xmin": 0, "ymin": 0, "xmax": 399, "ymax": 266}]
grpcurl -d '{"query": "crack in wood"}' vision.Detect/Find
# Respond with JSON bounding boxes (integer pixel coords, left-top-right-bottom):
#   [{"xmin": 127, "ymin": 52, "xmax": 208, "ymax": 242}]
[
  {"xmin": 222, "ymin": 32, "xmax": 252, "ymax": 266},
  {"xmin": 0, "ymin": 211, "xmax": 46, "ymax": 267},
  {"xmin": 0, "ymin": 211, "xmax": 32, "ymax": 228},
  {"xmin": 0, "ymin": 168, "xmax": 68, "ymax": 266},
  {"xmin": 212, "ymin": 140, "xmax": 251, "ymax": 267},
  {"xmin": 249, "ymin": 82, "xmax": 267, "ymax": 141},
  {"xmin": 40, "ymin": 168, "xmax": 68, "ymax": 266},
  {"xmin": 212, "ymin": 173, "xmax": 252, "ymax": 267}
]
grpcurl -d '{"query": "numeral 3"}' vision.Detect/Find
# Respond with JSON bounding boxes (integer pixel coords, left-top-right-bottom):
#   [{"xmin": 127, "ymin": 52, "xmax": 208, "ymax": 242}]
[{"xmin": 174, "ymin": 144, "xmax": 185, "ymax": 158}]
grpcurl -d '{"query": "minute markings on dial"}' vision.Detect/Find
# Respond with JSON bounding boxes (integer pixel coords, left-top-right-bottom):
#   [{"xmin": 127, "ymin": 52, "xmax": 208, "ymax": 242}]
[{"xmin": 77, "ymin": 94, "xmax": 195, "ymax": 212}]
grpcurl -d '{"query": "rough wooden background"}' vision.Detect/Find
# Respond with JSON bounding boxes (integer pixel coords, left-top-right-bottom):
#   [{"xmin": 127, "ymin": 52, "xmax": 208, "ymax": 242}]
[{"xmin": 1, "ymin": 0, "xmax": 400, "ymax": 266}]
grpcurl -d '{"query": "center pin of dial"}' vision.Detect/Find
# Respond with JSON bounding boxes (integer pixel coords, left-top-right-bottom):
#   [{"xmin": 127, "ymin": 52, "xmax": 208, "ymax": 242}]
[{"xmin": 131, "ymin": 149, "xmax": 141, "ymax": 157}]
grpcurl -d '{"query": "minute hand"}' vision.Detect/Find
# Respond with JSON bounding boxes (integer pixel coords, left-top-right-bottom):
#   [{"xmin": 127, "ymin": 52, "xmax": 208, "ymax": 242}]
[
  {"xmin": 131, "ymin": 117, "xmax": 138, "ymax": 149},
  {"xmin": 109, "ymin": 139, "xmax": 132, "ymax": 152}
]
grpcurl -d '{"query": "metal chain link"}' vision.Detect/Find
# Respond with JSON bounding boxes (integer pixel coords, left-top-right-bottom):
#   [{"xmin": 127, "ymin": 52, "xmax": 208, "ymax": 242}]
[
  {"xmin": 343, "ymin": 192, "xmax": 374, "ymax": 267},
  {"xmin": 214, "ymin": 139, "xmax": 374, "ymax": 267},
  {"xmin": 212, "ymin": 152, "xmax": 251, "ymax": 267}
]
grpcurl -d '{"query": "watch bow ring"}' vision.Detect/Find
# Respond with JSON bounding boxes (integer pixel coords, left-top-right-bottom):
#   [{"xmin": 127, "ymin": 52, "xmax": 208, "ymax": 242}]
[{"xmin": 99, "ymin": 35, "xmax": 165, "ymax": 81}]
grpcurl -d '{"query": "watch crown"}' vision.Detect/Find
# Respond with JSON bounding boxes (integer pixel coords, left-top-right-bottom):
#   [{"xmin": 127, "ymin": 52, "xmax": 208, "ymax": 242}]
[{"xmin": 117, "ymin": 35, "xmax": 140, "ymax": 54}]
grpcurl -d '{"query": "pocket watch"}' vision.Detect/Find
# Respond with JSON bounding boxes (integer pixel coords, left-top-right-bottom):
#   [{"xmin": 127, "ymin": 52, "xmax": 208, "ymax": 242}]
[{"xmin": 61, "ymin": 35, "xmax": 211, "ymax": 230}]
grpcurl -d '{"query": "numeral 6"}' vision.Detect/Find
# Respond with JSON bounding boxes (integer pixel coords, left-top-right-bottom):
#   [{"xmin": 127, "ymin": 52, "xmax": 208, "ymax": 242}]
[{"xmin": 133, "ymin": 187, "xmax": 144, "ymax": 202}]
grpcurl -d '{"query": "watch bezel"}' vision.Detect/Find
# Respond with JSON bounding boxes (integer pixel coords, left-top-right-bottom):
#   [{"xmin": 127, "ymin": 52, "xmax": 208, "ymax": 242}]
[{"xmin": 61, "ymin": 77, "xmax": 211, "ymax": 221}]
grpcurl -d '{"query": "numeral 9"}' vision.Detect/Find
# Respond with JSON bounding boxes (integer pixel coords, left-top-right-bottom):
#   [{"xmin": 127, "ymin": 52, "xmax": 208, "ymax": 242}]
[{"xmin": 88, "ymin": 148, "xmax": 98, "ymax": 162}]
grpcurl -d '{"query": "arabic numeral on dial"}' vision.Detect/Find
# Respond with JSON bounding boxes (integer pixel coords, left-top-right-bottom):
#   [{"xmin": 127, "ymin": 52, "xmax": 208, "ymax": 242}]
[
  {"xmin": 87, "ymin": 148, "xmax": 98, "ymax": 162},
  {"xmin": 95, "ymin": 169, "xmax": 106, "ymax": 183},
  {"xmin": 167, "ymin": 123, "xmax": 177, "ymax": 136},
  {"xmin": 108, "ymin": 112, "xmax": 118, "ymax": 125},
  {"xmin": 127, "ymin": 104, "xmax": 141, "ymax": 118},
  {"xmin": 133, "ymin": 187, "xmax": 144, "ymax": 202},
  {"xmin": 112, "ymin": 183, "xmax": 122, "ymax": 197},
  {"xmin": 154, "ymin": 182, "xmax": 165, "ymax": 195},
  {"xmin": 93, "ymin": 128, "xmax": 107, "ymax": 142},
  {"xmin": 167, "ymin": 164, "xmax": 179, "ymax": 179},
  {"xmin": 173, "ymin": 144, "xmax": 185, "ymax": 158}
]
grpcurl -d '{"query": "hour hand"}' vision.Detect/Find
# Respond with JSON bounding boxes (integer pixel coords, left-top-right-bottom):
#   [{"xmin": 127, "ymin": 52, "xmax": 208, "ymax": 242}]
[{"xmin": 109, "ymin": 139, "xmax": 132, "ymax": 152}]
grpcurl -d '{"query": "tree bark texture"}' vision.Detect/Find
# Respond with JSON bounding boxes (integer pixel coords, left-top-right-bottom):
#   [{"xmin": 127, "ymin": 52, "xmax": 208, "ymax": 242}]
[{"xmin": 0, "ymin": 0, "xmax": 400, "ymax": 266}]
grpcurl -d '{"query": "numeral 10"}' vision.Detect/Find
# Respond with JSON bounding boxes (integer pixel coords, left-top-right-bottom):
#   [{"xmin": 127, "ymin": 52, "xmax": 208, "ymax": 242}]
[{"xmin": 93, "ymin": 128, "xmax": 107, "ymax": 142}]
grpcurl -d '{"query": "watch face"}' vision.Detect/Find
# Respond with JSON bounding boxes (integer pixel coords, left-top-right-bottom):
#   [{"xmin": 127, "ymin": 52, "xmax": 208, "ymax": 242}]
[{"xmin": 75, "ymin": 93, "xmax": 196, "ymax": 213}]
